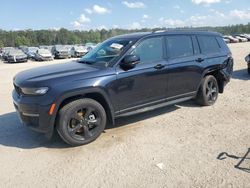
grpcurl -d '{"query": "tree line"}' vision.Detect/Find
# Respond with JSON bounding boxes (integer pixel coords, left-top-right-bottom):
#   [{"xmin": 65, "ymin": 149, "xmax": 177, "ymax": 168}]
[{"xmin": 1, "ymin": 23, "xmax": 250, "ymax": 47}]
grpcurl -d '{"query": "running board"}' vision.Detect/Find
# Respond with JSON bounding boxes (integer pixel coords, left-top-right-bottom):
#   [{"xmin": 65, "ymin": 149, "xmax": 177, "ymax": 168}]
[{"xmin": 116, "ymin": 96, "xmax": 193, "ymax": 117}]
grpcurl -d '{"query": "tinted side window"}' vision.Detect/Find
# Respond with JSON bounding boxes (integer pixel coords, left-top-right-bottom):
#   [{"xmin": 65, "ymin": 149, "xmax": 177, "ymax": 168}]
[
  {"xmin": 197, "ymin": 36, "xmax": 221, "ymax": 54},
  {"xmin": 131, "ymin": 37, "xmax": 163, "ymax": 63},
  {"xmin": 216, "ymin": 36, "xmax": 230, "ymax": 53},
  {"xmin": 166, "ymin": 35, "xmax": 193, "ymax": 59}
]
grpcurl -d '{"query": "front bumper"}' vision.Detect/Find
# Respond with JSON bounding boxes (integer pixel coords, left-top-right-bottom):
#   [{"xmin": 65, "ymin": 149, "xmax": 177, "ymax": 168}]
[
  {"xmin": 36, "ymin": 56, "xmax": 53, "ymax": 61},
  {"xmin": 8, "ymin": 57, "xmax": 28, "ymax": 63},
  {"xmin": 12, "ymin": 90, "xmax": 55, "ymax": 134},
  {"xmin": 75, "ymin": 52, "xmax": 87, "ymax": 57},
  {"xmin": 55, "ymin": 53, "xmax": 69, "ymax": 59}
]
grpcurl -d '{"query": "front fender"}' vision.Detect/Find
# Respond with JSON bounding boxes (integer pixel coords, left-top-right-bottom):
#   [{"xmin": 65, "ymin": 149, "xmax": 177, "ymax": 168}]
[{"xmin": 49, "ymin": 87, "xmax": 115, "ymax": 131}]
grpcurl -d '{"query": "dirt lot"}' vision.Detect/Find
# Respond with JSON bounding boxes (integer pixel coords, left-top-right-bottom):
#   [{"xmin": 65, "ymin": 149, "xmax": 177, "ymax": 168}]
[{"xmin": 0, "ymin": 43, "xmax": 249, "ymax": 188}]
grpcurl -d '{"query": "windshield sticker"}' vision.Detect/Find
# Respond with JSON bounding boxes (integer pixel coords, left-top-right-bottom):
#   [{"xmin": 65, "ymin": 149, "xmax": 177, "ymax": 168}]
[{"xmin": 110, "ymin": 43, "xmax": 124, "ymax": 50}]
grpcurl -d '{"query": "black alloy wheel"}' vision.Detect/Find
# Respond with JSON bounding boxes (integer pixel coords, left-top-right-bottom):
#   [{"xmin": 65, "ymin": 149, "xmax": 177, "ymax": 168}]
[{"xmin": 57, "ymin": 99, "xmax": 106, "ymax": 146}]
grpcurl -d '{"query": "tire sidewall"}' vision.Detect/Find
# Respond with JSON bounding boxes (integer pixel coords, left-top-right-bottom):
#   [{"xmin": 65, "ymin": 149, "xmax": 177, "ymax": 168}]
[
  {"xmin": 201, "ymin": 75, "xmax": 219, "ymax": 106},
  {"xmin": 57, "ymin": 99, "xmax": 106, "ymax": 146}
]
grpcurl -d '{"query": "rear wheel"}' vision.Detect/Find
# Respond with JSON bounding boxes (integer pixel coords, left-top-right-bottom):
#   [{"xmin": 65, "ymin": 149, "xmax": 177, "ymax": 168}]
[
  {"xmin": 57, "ymin": 98, "xmax": 106, "ymax": 146},
  {"xmin": 196, "ymin": 75, "xmax": 219, "ymax": 106}
]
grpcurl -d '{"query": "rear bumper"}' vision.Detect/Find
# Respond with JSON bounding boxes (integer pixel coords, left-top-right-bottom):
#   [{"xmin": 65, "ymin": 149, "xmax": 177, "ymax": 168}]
[{"xmin": 12, "ymin": 90, "xmax": 55, "ymax": 134}]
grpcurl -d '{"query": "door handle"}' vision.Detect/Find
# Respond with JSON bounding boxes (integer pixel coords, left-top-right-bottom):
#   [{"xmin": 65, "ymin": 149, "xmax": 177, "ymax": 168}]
[
  {"xmin": 195, "ymin": 58, "xmax": 204, "ymax": 63},
  {"xmin": 154, "ymin": 64, "xmax": 165, "ymax": 70}
]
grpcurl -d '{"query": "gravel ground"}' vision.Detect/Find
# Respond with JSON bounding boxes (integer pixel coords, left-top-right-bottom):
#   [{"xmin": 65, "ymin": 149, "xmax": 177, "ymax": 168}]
[{"xmin": 0, "ymin": 43, "xmax": 249, "ymax": 188}]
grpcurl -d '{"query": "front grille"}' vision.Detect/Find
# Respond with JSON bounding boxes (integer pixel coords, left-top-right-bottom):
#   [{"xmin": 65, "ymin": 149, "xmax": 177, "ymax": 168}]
[
  {"xmin": 59, "ymin": 52, "xmax": 68, "ymax": 56},
  {"xmin": 14, "ymin": 84, "xmax": 22, "ymax": 96}
]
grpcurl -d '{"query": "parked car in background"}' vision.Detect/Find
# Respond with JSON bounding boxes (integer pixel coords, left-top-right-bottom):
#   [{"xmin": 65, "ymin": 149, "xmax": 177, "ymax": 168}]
[
  {"xmin": 2, "ymin": 47, "xmax": 15, "ymax": 61},
  {"xmin": 12, "ymin": 30, "xmax": 233, "ymax": 146},
  {"xmin": 85, "ymin": 43, "xmax": 97, "ymax": 51},
  {"xmin": 237, "ymin": 34, "xmax": 250, "ymax": 41},
  {"xmin": 34, "ymin": 49, "xmax": 53, "ymax": 61},
  {"xmin": 224, "ymin": 35, "xmax": 239, "ymax": 43},
  {"xmin": 39, "ymin": 45, "xmax": 53, "ymax": 52},
  {"xmin": 52, "ymin": 45, "xmax": 70, "ymax": 59},
  {"xmin": 223, "ymin": 37, "xmax": 230, "ymax": 43},
  {"xmin": 234, "ymin": 35, "xmax": 248, "ymax": 42},
  {"xmin": 70, "ymin": 46, "xmax": 88, "ymax": 57},
  {"xmin": 25, "ymin": 47, "xmax": 39, "ymax": 59},
  {"xmin": 6, "ymin": 49, "xmax": 28, "ymax": 63},
  {"xmin": 245, "ymin": 54, "xmax": 250, "ymax": 74},
  {"xmin": 0, "ymin": 48, "xmax": 3, "ymax": 59},
  {"xmin": 19, "ymin": 45, "xmax": 28, "ymax": 51}
]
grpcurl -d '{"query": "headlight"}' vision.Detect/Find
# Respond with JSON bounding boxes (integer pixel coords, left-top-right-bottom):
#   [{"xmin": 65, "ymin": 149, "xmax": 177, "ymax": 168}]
[{"xmin": 21, "ymin": 87, "xmax": 49, "ymax": 95}]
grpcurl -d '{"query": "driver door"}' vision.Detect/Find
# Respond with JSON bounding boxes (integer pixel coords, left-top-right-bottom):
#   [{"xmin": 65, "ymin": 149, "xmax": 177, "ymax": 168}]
[{"xmin": 112, "ymin": 37, "xmax": 168, "ymax": 113}]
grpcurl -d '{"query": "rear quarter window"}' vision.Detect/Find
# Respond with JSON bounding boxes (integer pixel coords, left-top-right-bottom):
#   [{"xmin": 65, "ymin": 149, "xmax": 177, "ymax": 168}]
[
  {"xmin": 216, "ymin": 36, "xmax": 230, "ymax": 53},
  {"xmin": 197, "ymin": 36, "xmax": 221, "ymax": 54}
]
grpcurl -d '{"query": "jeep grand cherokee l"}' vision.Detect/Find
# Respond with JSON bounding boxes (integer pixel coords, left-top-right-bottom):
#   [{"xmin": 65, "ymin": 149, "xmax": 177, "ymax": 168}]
[{"xmin": 13, "ymin": 30, "xmax": 234, "ymax": 146}]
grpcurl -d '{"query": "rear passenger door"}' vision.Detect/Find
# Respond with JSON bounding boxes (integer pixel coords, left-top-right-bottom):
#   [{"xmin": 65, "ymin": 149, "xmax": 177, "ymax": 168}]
[
  {"xmin": 165, "ymin": 35, "xmax": 203, "ymax": 98},
  {"xmin": 196, "ymin": 35, "xmax": 224, "ymax": 70}
]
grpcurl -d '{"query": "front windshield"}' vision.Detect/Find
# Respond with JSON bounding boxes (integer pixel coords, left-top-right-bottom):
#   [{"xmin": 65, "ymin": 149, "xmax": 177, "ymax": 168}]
[
  {"xmin": 28, "ymin": 47, "xmax": 38, "ymax": 53},
  {"xmin": 79, "ymin": 38, "xmax": 134, "ymax": 67},
  {"xmin": 38, "ymin": 49, "xmax": 50, "ymax": 54},
  {"xmin": 56, "ymin": 46, "xmax": 68, "ymax": 51},
  {"xmin": 9, "ymin": 50, "xmax": 24, "ymax": 56}
]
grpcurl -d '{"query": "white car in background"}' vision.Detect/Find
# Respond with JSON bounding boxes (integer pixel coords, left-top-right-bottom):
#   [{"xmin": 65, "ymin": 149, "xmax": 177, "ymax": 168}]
[
  {"xmin": 70, "ymin": 46, "xmax": 88, "ymax": 57},
  {"xmin": 34, "ymin": 49, "xmax": 53, "ymax": 61},
  {"xmin": 223, "ymin": 37, "xmax": 230, "ymax": 43},
  {"xmin": 234, "ymin": 35, "xmax": 248, "ymax": 42},
  {"xmin": 85, "ymin": 43, "xmax": 97, "ymax": 51},
  {"xmin": 224, "ymin": 35, "xmax": 239, "ymax": 43}
]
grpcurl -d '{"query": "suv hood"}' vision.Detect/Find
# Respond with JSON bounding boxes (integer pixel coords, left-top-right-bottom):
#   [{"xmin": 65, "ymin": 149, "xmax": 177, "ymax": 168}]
[{"xmin": 14, "ymin": 61, "xmax": 100, "ymax": 86}]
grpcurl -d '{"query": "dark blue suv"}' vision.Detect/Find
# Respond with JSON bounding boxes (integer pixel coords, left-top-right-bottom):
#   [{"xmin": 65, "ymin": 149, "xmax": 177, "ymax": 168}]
[{"xmin": 13, "ymin": 30, "xmax": 234, "ymax": 146}]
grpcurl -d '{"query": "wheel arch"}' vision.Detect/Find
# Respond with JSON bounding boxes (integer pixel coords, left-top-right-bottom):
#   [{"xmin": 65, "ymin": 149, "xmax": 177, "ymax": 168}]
[
  {"xmin": 54, "ymin": 88, "xmax": 115, "ymax": 127},
  {"xmin": 201, "ymin": 68, "xmax": 226, "ymax": 93}
]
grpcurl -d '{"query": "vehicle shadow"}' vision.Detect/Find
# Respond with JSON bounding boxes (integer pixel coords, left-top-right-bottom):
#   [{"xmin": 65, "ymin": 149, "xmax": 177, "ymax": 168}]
[
  {"xmin": 0, "ymin": 112, "xmax": 69, "ymax": 149},
  {"xmin": 0, "ymin": 105, "xmax": 180, "ymax": 149},
  {"xmin": 232, "ymin": 69, "xmax": 250, "ymax": 80},
  {"xmin": 217, "ymin": 148, "xmax": 250, "ymax": 173}
]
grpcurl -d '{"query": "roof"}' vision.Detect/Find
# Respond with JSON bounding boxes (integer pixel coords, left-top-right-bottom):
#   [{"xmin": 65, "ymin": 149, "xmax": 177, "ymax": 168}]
[{"xmin": 112, "ymin": 30, "xmax": 221, "ymax": 40}]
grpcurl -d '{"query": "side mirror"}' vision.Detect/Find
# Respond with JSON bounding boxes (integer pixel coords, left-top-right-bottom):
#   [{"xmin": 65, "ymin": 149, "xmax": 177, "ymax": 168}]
[{"xmin": 120, "ymin": 55, "xmax": 140, "ymax": 69}]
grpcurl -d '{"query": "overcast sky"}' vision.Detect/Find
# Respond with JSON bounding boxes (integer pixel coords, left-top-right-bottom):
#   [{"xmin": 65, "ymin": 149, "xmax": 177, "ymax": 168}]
[{"xmin": 0, "ymin": 0, "xmax": 249, "ymax": 30}]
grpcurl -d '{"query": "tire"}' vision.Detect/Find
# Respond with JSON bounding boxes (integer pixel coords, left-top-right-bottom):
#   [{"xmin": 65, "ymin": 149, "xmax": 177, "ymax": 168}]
[
  {"xmin": 248, "ymin": 64, "xmax": 250, "ymax": 74},
  {"xmin": 196, "ymin": 75, "xmax": 219, "ymax": 106},
  {"xmin": 57, "ymin": 98, "xmax": 107, "ymax": 146}
]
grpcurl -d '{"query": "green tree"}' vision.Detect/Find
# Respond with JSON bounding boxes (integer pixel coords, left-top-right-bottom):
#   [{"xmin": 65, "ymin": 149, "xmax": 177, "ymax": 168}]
[{"xmin": 0, "ymin": 40, "xmax": 4, "ymax": 47}]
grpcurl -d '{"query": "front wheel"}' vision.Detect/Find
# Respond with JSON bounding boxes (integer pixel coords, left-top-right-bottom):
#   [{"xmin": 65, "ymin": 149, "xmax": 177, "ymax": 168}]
[
  {"xmin": 196, "ymin": 75, "xmax": 219, "ymax": 106},
  {"xmin": 57, "ymin": 98, "xmax": 107, "ymax": 146}
]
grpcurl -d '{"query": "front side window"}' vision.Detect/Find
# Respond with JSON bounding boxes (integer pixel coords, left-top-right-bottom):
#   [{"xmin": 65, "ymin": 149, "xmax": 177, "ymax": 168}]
[
  {"xmin": 197, "ymin": 36, "xmax": 221, "ymax": 54},
  {"xmin": 131, "ymin": 37, "xmax": 163, "ymax": 64},
  {"xmin": 166, "ymin": 35, "xmax": 194, "ymax": 59}
]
